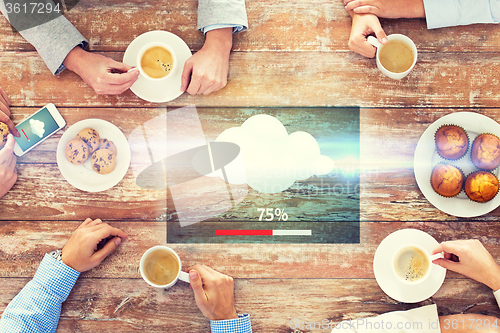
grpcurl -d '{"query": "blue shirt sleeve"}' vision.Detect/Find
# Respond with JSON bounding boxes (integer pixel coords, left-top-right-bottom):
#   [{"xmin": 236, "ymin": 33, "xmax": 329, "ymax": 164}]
[
  {"xmin": 202, "ymin": 24, "xmax": 246, "ymax": 34},
  {"xmin": 210, "ymin": 313, "xmax": 252, "ymax": 333},
  {"xmin": 423, "ymin": 0, "xmax": 499, "ymax": 29},
  {"xmin": 0, "ymin": 254, "xmax": 80, "ymax": 333}
]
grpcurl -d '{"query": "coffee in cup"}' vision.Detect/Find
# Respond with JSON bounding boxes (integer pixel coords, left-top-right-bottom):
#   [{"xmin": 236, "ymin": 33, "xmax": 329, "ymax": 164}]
[
  {"xmin": 140, "ymin": 246, "xmax": 190, "ymax": 288},
  {"xmin": 378, "ymin": 40, "xmax": 414, "ymax": 74},
  {"xmin": 394, "ymin": 245, "xmax": 429, "ymax": 282},
  {"xmin": 367, "ymin": 34, "xmax": 418, "ymax": 80},
  {"xmin": 137, "ymin": 42, "xmax": 177, "ymax": 81}
]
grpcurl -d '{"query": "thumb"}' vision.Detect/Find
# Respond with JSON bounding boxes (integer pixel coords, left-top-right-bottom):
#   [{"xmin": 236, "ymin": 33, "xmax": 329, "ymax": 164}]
[
  {"xmin": 92, "ymin": 236, "xmax": 122, "ymax": 264},
  {"xmin": 374, "ymin": 26, "xmax": 388, "ymax": 45},
  {"xmin": 189, "ymin": 270, "xmax": 207, "ymax": 302},
  {"xmin": 181, "ymin": 61, "xmax": 193, "ymax": 92}
]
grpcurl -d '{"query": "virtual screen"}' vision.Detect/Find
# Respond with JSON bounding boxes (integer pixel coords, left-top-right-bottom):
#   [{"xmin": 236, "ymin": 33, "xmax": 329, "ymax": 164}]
[{"xmin": 15, "ymin": 107, "xmax": 60, "ymax": 151}]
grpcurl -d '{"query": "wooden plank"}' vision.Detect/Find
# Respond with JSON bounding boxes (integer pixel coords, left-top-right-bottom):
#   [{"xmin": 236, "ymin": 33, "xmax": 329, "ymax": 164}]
[
  {"xmin": 2, "ymin": 221, "xmax": 500, "ymax": 279},
  {"xmin": 3, "ymin": 51, "xmax": 500, "ymax": 108},
  {"xmin": 2, "ymin": 1, "xmax": 500, "ymax": 53},
  {"xmin": 5, "ymin": 108, "xmax": 500, "ymax": 222},
  {"xmin": 0, "ymin": 278, "xmax": 498, "ymax": 333}
]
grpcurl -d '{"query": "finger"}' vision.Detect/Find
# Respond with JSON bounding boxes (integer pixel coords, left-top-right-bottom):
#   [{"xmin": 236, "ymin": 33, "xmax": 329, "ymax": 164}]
[
  {"xmin": 93, "ymin": 223, "xmax": 128, "ymax": 241},
  {"xmin": 186, "ymin": 74, "xmax": 202, "ymax": 95},
  {"xmin": 111, "ymin": 61, "xmax": 134, "ymax": 73},
  {"xmin": 345, "ymin": 0, "xmax": 363, "ymax": 10},
  {"xmin": 88, "ymin": 218, "xmax": 103, "ymax": 227},
  {"xmin": 0, "ymin": 96, "xmax": 10, "ymax": 116},
  {"xmin": 373, "ymin": 25, "xmax": 388, "ymax": 44},
  {"xmin": 432, "ymin": 258, "xmax": 464, "ymax": 274},
  {"xmin": 197, "ymin": 79, "xmax": 216, "ymax": 96},
  {"xmin": 90, "ymin": 236, "xmax": 122, "ymax": 264},
  {"xmin": 105, "ymin": 69, "xmax": 140, "ymax": 85},
  {"xmin": 353, "ymin": 5, "xmax": 380, "ymax": 16},
  {"xmin": 0, "ymin": 88, "xmax": 11, "ymax": 106},
  {"xmin": 189, "ymin": 269, "xmax": 209, "ymax": 303},
  {"xmin": 351, "ymin": 39, "xmax": 376, "ymax": 58},
  {"xmin": 80, "ymin": 218, "xmax": 94, "ymax": 227},
  {"xmin": 432, "ymin": 241, "xmax": 461, "ymax": 256},
  {"xmin": 0, "ymin": 113, "xmax": 20, "ymax": 138},
  {"xmin": 181, "ymin": 61, "xmax": 194, "ymax": 92}
]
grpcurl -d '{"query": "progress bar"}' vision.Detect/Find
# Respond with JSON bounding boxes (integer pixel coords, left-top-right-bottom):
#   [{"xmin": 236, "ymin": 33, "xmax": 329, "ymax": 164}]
[{"xmin": 215, "ymin": 230, "xmax": 312, "ymax": 236}]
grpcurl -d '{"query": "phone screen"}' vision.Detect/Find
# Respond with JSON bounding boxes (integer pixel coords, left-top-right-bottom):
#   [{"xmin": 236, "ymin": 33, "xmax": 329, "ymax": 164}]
[{"xmin": 14, "ymin": 107, "xmax": 60, "ymax": 152}]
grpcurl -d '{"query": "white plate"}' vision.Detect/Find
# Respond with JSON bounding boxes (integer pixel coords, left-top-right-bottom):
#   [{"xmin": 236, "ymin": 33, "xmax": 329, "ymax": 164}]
[
  {"xmin": 56, "ymin": 119, "xmax": 131, "ymax": 192},
  {"xmin": 373, "ymin": 229, "xmax": 446, "ymax": 303},
  {"xmin": 123, "ymin": 30, "xmax": 192, "ymax": 103},
  {"xmin": 414, "ymin": 112, "xmax": 500, "ymax": 217}
]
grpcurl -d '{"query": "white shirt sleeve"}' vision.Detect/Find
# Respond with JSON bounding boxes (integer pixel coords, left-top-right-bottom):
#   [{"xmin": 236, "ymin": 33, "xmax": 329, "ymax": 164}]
[
  {"xmin": 493, "ymin": 289, "xmax": 500, "ymax": 309},
  {"xmin": 423, "ymin": 0, "xmax": 498, "ymax": 29}
]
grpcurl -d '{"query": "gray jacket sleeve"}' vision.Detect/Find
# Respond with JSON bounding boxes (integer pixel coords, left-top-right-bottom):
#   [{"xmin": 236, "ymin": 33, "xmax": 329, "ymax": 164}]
[
  {"xmin": 0, "ymin": 0, "xmax": 88, "ymax": 75},
  {"xmin": 198, "ymin": 0, "xmax": 248, "ymax": 32}
]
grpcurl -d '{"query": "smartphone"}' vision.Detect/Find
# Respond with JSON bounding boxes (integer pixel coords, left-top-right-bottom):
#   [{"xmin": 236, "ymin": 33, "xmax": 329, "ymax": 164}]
[{"xmin": 13, "ymin": 103, "xmax": 66, "ymax": 156}]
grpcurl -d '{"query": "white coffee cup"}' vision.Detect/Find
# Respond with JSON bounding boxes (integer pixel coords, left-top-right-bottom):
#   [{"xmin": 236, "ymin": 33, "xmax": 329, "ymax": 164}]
[
  {"xmin": 392, "ymin": 243, "xmax": 442, "ymax": 285},
  {"xmin": 139, "ymin": 246, "xmax": 190, "ymax": 288},
  {"xmin": 136, "ymin": 42, "xmax": 177, "ymax": 81},
  {"xmin": 367, "ymin": 34, "xmax": 418, "ymax": 80}
]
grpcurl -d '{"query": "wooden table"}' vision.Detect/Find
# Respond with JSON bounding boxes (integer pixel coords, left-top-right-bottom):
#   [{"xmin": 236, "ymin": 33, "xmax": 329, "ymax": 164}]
[{"xmin": 2, "ymin": 1, "xmax": 500, "ymax": 332}]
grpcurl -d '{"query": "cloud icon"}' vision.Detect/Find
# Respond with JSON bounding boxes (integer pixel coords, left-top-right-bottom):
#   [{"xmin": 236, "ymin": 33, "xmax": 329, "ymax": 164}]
[
  {"xmin": 214, "ymin": 114, "xmax": 334, "ymax": 193},
  {"xmin": 30, "ymin": 119, "xmax": 45, "ymax": 138}
]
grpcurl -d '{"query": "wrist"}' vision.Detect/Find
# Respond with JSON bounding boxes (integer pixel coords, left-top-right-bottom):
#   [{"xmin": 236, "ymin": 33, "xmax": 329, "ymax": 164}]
[
  {"xmin": 212, "ymin": 309, "xmax": 238, "ymax": 321},
  {"xmin": 487, "ymin": 265, "xmax": 500, "ymax": 291},
  {"xmin": 63, "ymin": 46, "xmax": 87, "ymax": 75},
  {"xmin": 204, "ymin": 28, "xmax": 233, "ymax": 54}
]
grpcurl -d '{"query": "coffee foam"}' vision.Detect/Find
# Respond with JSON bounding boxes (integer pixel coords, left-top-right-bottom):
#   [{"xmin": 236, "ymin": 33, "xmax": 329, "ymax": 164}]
[
  {"xmin": 144, "ymin": 249, "xmax": 179, "ymax": 285},
  {"xmin": 394, "ymin": 247, "xmax": 429, "ymax": 282}
]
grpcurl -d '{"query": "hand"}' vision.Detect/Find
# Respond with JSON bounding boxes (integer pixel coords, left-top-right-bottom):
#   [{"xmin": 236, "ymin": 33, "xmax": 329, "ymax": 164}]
[
  {"xmin": 344, "ymin": 0, "xmax": 425, "ymax": 19},
  {"xmin": 0, "ymin": 88, "xmax": 20, "ymax": 137},
  {"xmin": 61, "ymin": 218, "xmax": 128, "ymax": 272},
  {"xmin": 63, "ymin": 46, "xmax": 139, "ymax": 95},
  {"xmin": 432, "ymin": 239, "xmax": 500, "ymax": 291},
  {"xmin": 187, "ymin": 264, "xmax": 239, "ymax": 320},
  {"xmin": 181, "ymin": 27, "xmax": 233, "ymax": 95},
  {"xmin": 349, "ymin": 13, "xmax": 388, "ymax": 58},
  {"xmin": 0, "ymin": 134, "xmax": 17, "ymax": 198}
]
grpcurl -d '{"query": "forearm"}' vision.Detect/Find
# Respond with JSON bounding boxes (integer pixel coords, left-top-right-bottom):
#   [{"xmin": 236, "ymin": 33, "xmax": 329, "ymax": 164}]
[{"xmin": 0, "ymin": 255, "xmax": 79, "ymax": 333}]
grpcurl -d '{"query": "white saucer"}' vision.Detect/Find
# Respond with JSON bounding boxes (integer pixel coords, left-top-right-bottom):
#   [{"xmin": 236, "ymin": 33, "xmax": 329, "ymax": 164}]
[
  {"xmin": 56, "ymin": 119, "xmax": 131, "ymax": 192},
  {"xmin": 123, "ymin": 30, "xmax": 192, "ymax": 103},
  {"xmin": 373, "ymin": 229, "xmax": 446, "ymax": 303}
]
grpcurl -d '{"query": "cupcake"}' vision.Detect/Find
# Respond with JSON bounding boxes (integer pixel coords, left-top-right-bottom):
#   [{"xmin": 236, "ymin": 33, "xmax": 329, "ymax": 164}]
[
  {"xmin": 464, "ymin": 171, "xmax": 499, "ymax": 203},
  {"xmin": 435, "ymin": 125, "xmax": 469, "ymax": 160},
  {"xmin": 471, "ymin": 134, "xmax": 500, "ymax": 170},
  {"xmin": 430, "ymin": 164, "xmax": 464, "ymax": 198},
  {"xmin": 0, "ymin": 122, "xmax": 9, "ymax": 148}
]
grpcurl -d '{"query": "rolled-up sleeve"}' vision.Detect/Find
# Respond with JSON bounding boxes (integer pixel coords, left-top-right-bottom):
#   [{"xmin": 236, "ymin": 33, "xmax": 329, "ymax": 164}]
[
  {"xmin": 198, "ymin": 0, "xmax": 248, "ymax": 32},
  {"xmin": 0, "ymin": 0, "xmax": 88, "ymax": 74}
]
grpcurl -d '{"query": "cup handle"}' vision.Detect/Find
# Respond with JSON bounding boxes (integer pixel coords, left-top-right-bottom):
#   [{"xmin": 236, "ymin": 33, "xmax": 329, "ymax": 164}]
[
  {"xmin": 430, "ymin": 252, "xmax": 443, "ymax": 262},
  {"xmin": 367, "ymin": 36, "xmax": 382, "ymax": 48},
  {"xmin": 178, "ymin": 271, "xmax": 190, "ymax": 283}
]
